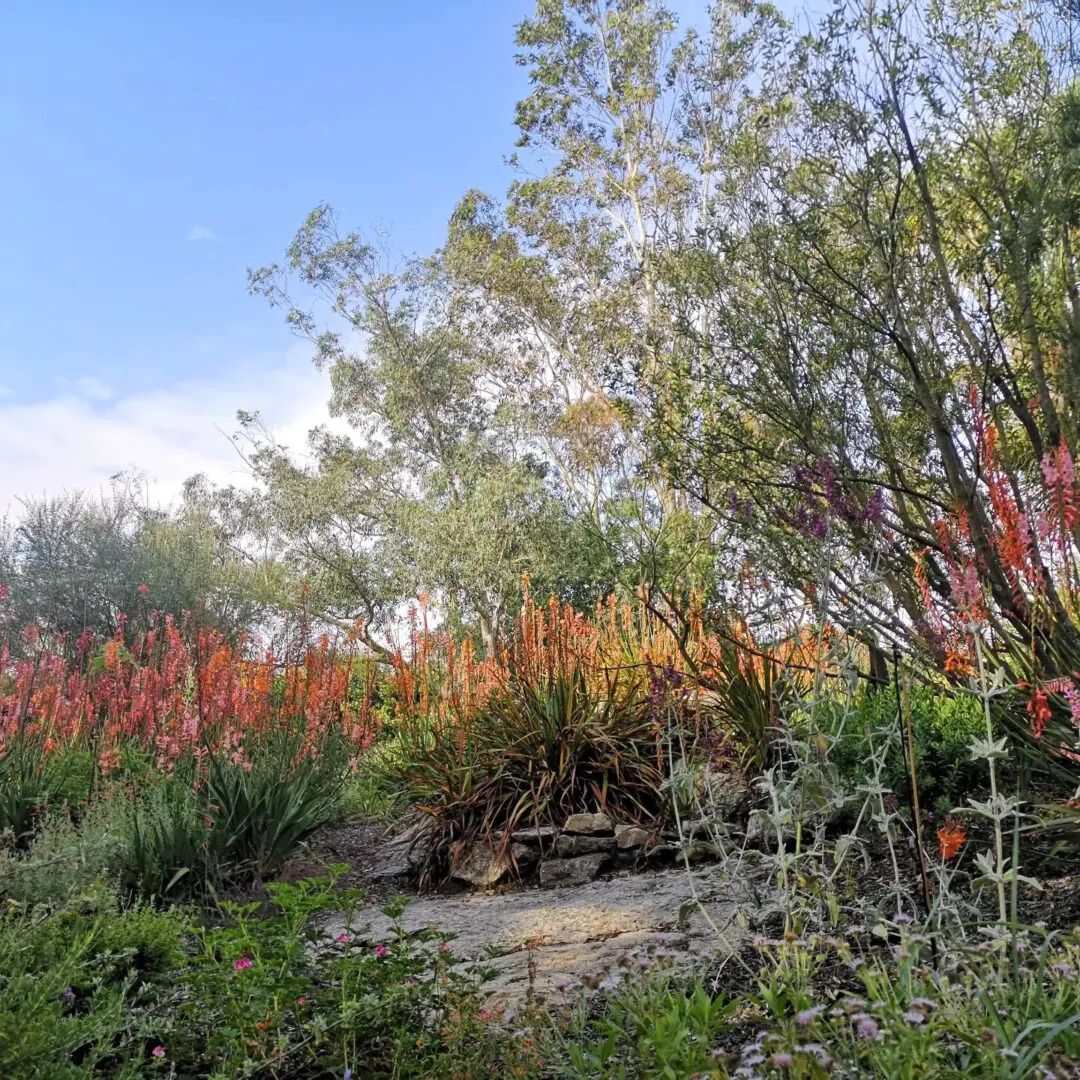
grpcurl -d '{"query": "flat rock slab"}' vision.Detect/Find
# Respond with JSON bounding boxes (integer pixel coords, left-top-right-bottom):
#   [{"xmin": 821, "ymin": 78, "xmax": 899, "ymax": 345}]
[{"xmin": 322, "ymin": 864, "xmax": 762, "ymax": 1006}]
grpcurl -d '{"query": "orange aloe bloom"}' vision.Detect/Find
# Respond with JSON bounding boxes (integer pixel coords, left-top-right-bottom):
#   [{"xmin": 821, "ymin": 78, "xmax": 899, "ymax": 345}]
[{"xmin": 937, "ymin": 817, "xmax": 965, "ymax": 861}]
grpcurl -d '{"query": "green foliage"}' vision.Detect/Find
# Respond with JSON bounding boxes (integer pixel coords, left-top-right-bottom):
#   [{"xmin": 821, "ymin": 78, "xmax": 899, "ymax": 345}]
[
  {"xmin": 827, "ymin": 687, "xmax": 985, "ymax": 813},
  {"xmin": 553, "ymin": 929, "xmax": 1080, "ymax": 1078},
  {"xmin": 246, "ymin": 215, "xmax": 599, "ymax": 654},
  {"xmin": 120, "ymin": 779, "xmax": 213, "ymax": 904},
  {"xmin": 556, "ymin": 965, "xmax": 737, "ymax": 1079},
  {"xmin": 119, "ymin": 732, "xmax": 349, "ymax": 903},
  {"xmin": 0, "ymin": 887, "xmax": 184, "ymax": 1079},
  {"xmin": 0, "ymin": 801, "xmax": 128, "ymax": 908},
  {"xmin": 340, "ymin": 734, "xmax": 411, "ymax": 822},
  {"xmin": 708, "ymin": 637, "xmax": 779, "ymax": 773},
  {"xmin": 740, "ymin": 930, "xmax": 1080, "ymax": 1078},
  {"xmin": 0, "ymin": 875, "xmax": 538, "ymax": 1079},
  {"xmin": 163, "ymin": 874, "xmax": 536, "ymax": 1079},
  {"xmin": 0, "ymin": 740, "xmax": 91, "ymax": 848}
]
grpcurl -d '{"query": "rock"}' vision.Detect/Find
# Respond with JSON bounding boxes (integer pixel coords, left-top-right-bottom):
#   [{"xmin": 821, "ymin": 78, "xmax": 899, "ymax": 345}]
[
  {"xmin": 564, "ymin": 812, "xmax": 614, "ymax": 835},
  {"xmin": 322, "ymin": 861, "xmax": 765, "ymax": 1007},
  {"xmin": 700, "ymin": 766, "xmax": 753, "ymax": 821},
  {"xmin": 365, "ymin": 853, "xmax": 415, "ymax": 882},
  {"xmin": 509, "ymin": 825, "xmax": 558, "ymax": 846},
  {"xmin": 744, "ymin": 812, "xmax": 795, "ymax": 852},
  {"xmin": 539, "ymin": 852, "xmax": 608, "ymax": 888},
  {"xmin": 451, "ymin": 841, "xmax": 530, "ymax": 888},
  {"xmin": 555, "ymin": 833, "xmax": 617, "ymax": 857},
  {"xmin": 614, "ymin": 825, "xmax": 651, "ymax": 849},
  {"xmin": 514, "ymin": 843, "xmax": 541, "ymax": 867}
]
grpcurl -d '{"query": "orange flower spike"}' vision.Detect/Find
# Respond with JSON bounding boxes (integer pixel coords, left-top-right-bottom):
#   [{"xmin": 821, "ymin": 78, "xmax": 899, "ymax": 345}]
[
  {"xmin": 937, "ymin": 817, "xmax": 966, "ymax": 861},
  {"xmin": 1027, "ymin": 688, "xmax": 1053, "ymax": 739}
]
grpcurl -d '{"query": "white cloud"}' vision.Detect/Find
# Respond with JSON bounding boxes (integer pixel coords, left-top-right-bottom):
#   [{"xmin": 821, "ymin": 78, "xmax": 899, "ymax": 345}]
[
  {"xmin": 56, "ymin": 375, "xmax": 114, "ymax": 401},
  {"xmin": 0, "ymin": 347, "xmax": 341, "ymax": 517},
  {"xmin": 186, "ymin": 224, "xmax": 218, "ymax": 243}
]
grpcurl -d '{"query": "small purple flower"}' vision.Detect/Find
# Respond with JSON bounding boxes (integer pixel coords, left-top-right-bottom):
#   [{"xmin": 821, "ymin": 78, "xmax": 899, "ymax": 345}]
[
  {"xmin": 63, "ymin": 986, "xmax": 75, "ymax": 1004},
  {"xmin": 903, "ymin": 1010, "xmax": 926, "ymax": 1025},
  {"xmin": 771, "ymin": 1052, "xmax": 794, "ymax": 1068},
  {"xmin": 796, "ymin": 1005, "xmax": 824, "ymax": 1026},
  {"xmin": 856, "ymin": 1015, "xmax": 880, "ymax": 1040},
  {"xmin": 861, "ymin": 487, "xmax": 887, "ymax": 524},
  {"xmin": 893, "ymin": 912, "xmax": 913, "ymax": 925},
  {"xmin": 344, "ymin": 1070, "xmax": 352, "ymax": 1080}
]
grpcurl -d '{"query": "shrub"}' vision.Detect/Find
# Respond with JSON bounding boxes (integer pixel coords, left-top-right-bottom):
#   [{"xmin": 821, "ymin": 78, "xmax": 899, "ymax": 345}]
[
  {"xmin": 827, "ymin": 685, "xmax": 985, "ymax": 813},
  {"xmin": 0, "ymin": 887, "xmax": 184, "ymax": 1079},
  {"xmin": 387, "ymin": 591, "xmax": 722, "ymax": 881},
  {"xmin": 0, "ymin": 800, "xmax": 127, "ymax": 907},
  {"xmin": 340, "ymin": 732, "xmax": 411, "ymax": 822},
  {"xmin": 396, "ymin": 666, "xmax": 670, "ymax": 882}
]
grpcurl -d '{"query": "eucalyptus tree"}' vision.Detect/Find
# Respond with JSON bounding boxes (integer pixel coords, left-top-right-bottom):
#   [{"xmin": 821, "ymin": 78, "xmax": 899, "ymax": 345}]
[
  {"xmin": 246, "ymin": 207, "xmax": 591, "ymax": 655},
  {"xmin": 437, "ymin": 0, "xmax": 787, "ymax": 603}
]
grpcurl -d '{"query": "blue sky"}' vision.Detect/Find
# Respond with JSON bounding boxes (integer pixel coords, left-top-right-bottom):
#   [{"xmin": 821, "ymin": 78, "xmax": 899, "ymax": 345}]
[
  {"xmin": 0, "ymin": 2, "xmax": 532, "ymax": 398},
  {"xmin": 0, "ymin": 1, "xmax": 707, "ymax": 511}
]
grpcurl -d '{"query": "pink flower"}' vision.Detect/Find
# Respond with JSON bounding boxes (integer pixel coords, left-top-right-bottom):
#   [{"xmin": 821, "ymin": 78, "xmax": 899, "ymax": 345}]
[
  {"xmin": 137, "ymin": 584, "xmax": 150, "ymax": 596},
  {"xmin": 233, "ymin": 956, "xmax": 253, "ymax": 971},
  {"xmin": 337, "ymin": 932, "xmax": 353, "ymax": 944},
  {"xmin": 297, "ymin": 996, "xmax": 309, "ymax": 1006},
  {"xmin": 151, "ymin": 1045, "xmax": 166, "ymax": 1058},
  {"xmin": 374, "ymin": 944, "xmax": 389, "ymax": 958}
]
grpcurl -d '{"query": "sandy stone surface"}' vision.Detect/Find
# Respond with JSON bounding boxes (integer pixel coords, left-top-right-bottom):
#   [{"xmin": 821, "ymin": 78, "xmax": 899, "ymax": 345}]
[{"xmin": 321, "ymin": 863, "xmax": 763, "ymax": 1006}]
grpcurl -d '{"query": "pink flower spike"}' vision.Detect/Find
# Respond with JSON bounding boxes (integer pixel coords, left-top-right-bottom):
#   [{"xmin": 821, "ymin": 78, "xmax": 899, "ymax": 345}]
[
  {"xmin": 374, "ymin": 944, "xmax": 389, "ymax": 958},
  {"xmin": 151, "ymin": 1045, "xmax": 166, "ymax": 1058},
  {"xmin": 233, "ymin": 956, "xmax": 253, "ymax": 971}
]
